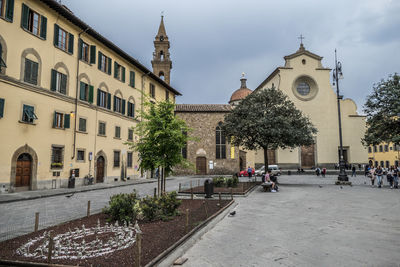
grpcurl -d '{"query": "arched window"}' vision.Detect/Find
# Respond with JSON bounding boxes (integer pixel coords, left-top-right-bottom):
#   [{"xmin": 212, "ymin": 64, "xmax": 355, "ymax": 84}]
[
  {"xmin": 159, "ymin": 71, "xmax": 165, "ymax": 81},
  {"xmin": 21, "ymin": 48, "xmax": 42, "ymax": 86},
  {"xmin": 127, "ymin": 97, "xmax": 135, "ymax": 118},
  {"xmin": 113, "ymin": 90, "xmax": 125, "ymax": 115},
  {"xmin": 160, "ymin": 50, "xmax": 164, "ymax": 60},
  {"xmin": 216, "ymin": 122, "xmax": 226, "ymax": 159}
]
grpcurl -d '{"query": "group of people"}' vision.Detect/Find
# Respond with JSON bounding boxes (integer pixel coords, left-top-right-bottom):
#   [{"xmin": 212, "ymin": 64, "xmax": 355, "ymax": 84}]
[
  {"xmin": 367, "ymin": 165, "xmax": 399, "ymax": 188},
  {"xmin": 315, "ymin": 167, "xmax": 327, "ymax": 177},
  {"xmin": 263, "ymin": 170, "xmax": 278, "ymax": 193}
]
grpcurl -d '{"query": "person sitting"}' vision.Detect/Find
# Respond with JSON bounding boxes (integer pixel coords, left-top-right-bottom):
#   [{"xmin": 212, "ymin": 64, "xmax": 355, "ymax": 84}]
[{"xmin": 264, "ymin": 170, "xmax": 277, "ymax": 192}]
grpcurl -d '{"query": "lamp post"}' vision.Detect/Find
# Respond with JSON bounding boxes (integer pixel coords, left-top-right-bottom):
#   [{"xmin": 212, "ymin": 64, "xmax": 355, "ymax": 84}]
[{"xmin": 333, "ymin": 49, "xmax": 348, "ymax": 181}]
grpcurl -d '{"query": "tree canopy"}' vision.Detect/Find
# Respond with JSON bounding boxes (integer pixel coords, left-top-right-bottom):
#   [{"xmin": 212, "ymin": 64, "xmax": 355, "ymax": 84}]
[
  {"xmin": 363, "ymin": 73, "xmax": 400, "ymax": 146},
  {"xmin": 222, "ymin": 87, "xmax": 317, "ymax": 168}
]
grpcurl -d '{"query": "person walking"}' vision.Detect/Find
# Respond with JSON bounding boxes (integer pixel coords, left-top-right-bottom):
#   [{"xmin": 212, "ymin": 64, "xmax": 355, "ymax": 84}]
[
  {"xmin": 369, "ymin": 166, "xmax": 376, "ymax": 187},
  {"xmin": 376, "ymin": 166, "xmax": 383, "ymax": 188},
  {"xmin": 351, "ymin": 165, "xmax": 356, "ymax": 177},
  {"xmin": 387, "ymin": 167, "xmax": 394, "ymax": 188},
  {"xmin": 364, "ymin": 164, "xmax": 369, "ymax": 177},
  {"xmin": 393, "ymin": 167, "xmax": 399, "ymax": 189},
  {"xmin": 321, "ymin": 167, "xmax": 326, "ymax": 177},
  {"xmin": 247, "ymin": 166, "xmax": 253, "ymax": 181}
]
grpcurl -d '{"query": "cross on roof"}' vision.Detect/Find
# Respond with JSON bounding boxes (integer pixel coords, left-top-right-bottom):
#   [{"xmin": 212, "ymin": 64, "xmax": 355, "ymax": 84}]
[{"xmin": 298, "ymin": 34, "xmax": 305, "ymax": 45}]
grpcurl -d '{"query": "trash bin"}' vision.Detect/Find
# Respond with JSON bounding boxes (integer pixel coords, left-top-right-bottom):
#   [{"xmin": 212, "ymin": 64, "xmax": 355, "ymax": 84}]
[
  {"xmin": 288, "ymin": 170, "xmax": 291, "ymax": 175},
  {"xmin": 204, "ymin": 179, "xmax": 214, "ymax": 198},
  {"xmin": 68, "ymin": 177, "xmax": 75, "ymax": 188}
]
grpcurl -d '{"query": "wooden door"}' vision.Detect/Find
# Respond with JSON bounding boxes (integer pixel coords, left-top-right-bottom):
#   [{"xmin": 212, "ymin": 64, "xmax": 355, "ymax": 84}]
[
  {"xmin": 267, "ymin": 149, "xmax": 276, "ymax": 165},
  {"xmin": 96, "ymin": 156, "xmax": 104, "ymax": 183},
  {"xmin": 196, "ymin": 157, "xmax": 207, "ymax": 175},
  {"xmin": 301, "ymin": 144, "xmax": 315, "ymax": 168},
  {"xmin": 16, "ymin": 154, "xmax": 31, "ymax": 187}
]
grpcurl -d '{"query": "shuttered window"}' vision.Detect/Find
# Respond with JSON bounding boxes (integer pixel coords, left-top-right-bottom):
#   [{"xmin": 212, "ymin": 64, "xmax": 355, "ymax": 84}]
[
  {"xmin": 79, "ymin": 117, "xmax": 86, "ymax": 132},
  {"xmin": 0, "ymin": 98, "xmax": 4, "ymax": 118},
  {"xmin": 24, "ymin": 58, "xmax": 38, "ymax": 85},
  {"xmin": 98, "ymin": 52, "xmax": 111, "ymax": 74},
  {"xmin": 54, "ymin": 24, "xmax": 74, "ymax": 54},
  {"xmin": 114, "ymin": 62, "xmax": 125, "ymax": 82},
  {"xmin": 52, "ymin": 111, "xmax": 70, "ymax": 129},
  {"xmin": 97, "ymin": 89, "xmax": 110, "ymax": 108},
  {"xmin": 115, "ymin": 126, "xmax": 121, "ymax": 138},
  {"xmin": 21, "ymin": 3, "xmax": 47, "ymax": 39},
  {"xmin": 1, "ymin": 0, "xmax": 14, "ymax": 22},
  {"xmin": 128, "ymin": 128, "xmax": 133, "ymax": 141},
  {"xmin": 129, "ymin": 71, "xmax": 135, "ymax": 87},
  {"xmin": 22, "ymin": 104, "xmax": 37, "ymax": 123},
  {"xmin": 50, "ymin": 69, "xmax": 67, "ymax": 94},
  {"xmin": 127, "ymin": 102, "xmax": 135, "ymax": 118},
  {"xmin": 149, "ymin": 83, "xmax": 155, "ymax": 98},
  {"xmin": 98, "ymin": 121, "xmax": 106, "ymax": 135}
]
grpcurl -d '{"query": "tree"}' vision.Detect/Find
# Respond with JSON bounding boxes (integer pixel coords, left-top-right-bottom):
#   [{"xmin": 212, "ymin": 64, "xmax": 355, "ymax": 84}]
[
  {"xmin": 222, "ymin": 87, "xmax": 317, "ymax": 169},
  {"xmin": 363, "ymin": 73, "xmax": 400, "ymax": 146},
  {"xmin": 127, "ymin": 101, "xmax": 190, "ymax": 195}
]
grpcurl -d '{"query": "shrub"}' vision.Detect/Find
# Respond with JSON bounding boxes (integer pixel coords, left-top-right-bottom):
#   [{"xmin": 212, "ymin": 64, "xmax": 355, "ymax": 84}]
[
  {"xmin": 103, "ymin": 191, "xmax": 139, "ymax": 223},
  {"xmin": 226, "ymin": 177, "xmax": 233, "ymax": 188},
  {"xmin": 212, "ymin": 177, "xmax": 225, "ymax": 187},
  {"xmin": 158, "ymin": 191, "xmax": 182, "ymax": 219},
  {"xmin": 232, "ymin": 175, "xmax": 239, "ymax": 187},
  {"xmin": 140, "ymin": 196, "xmax": 160, "ymax": 221}
]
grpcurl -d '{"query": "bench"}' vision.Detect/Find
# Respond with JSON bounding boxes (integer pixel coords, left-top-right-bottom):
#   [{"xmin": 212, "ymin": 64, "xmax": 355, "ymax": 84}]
[{"xmin": 261, "ymin": 182, "xmax": 273, "ymax": 192}]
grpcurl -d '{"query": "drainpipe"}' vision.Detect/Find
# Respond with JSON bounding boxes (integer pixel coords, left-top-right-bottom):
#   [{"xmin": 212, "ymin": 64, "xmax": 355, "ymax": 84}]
[
  {"xmin": 141, "ymin": 71, "xmax": 151, "ymax": 122},
  {"xmin": 72, "ymin": 27, "xmax": 90, "ymax": 159}
]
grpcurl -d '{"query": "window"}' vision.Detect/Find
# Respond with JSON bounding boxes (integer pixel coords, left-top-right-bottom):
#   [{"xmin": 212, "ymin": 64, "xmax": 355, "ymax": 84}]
[
  {"xmin": 114, "ymin": 62, "xmax": 125, "ymax": 82},
  {"xmin": 0, "ymin": 98, "xmax": 4, "ymax": 118},
  {"xmin": 21, "ymin": 104, "xmax": 37, "ymax": 123},
  {"xmin": 24, "ymin": 58, "xmax": 38, "ymax": 85},
  {"xmin": 77, "ymin": 150, "xmax": 85, "ymax": 161},
  {"xmin": 129, "ymin": 71, "xmax": 135, "ymax": 87},
  {"xmin": 97, "ymin": 89, "xmax": 111, "ymax": 109},
  {"xmin": 380, "ymin": 161, "xmax": 384, "ymax": 167},
  {"xmin": 21, "ymin": 4, "xmax": 47, "ymax": 39},
  {"xmin": 182, "ymin": 131, "xmax": 187, "ymax": 159},
  {"xmin": 98, "ymin": 121, "xmax": 106, "ymax": 136},
  {"xmin": 216, "ymin": 122, "xmax": 226, "ymax": 159},
  {"xmin": 384, "ymin": 144, "xmax": 389, "ymax": 152},
  {"xmin": 128, "ymin": 128, "xmax": 133, "ymax": 141},
  {"xmin": 385, "ymin": 161, "xmax": 390, "ymax": 168},
  {"xmin": 296, "ymin": 82, "xmax": 310, "ymax": 96},
  {"xmin": 52, "ymin": 111, "xmax": 70, "ymax": 129},
  {"xmin": 368, "ymin": 147, "xmax": 372, "ymax": 153},
  {"xmin": 379, "ymin": 145, "xmax": 383, "ymax": 152},
  {"xmin": 78, "ymin": 117, "xmax": 86, "ymax": 132},
  {"xmin": 150, "ymin": 83, "xmax": 155, "ymax": 98},
  {"xmin": 54, "ymin": 24, "xmax": 74, "ymax": 54},
  {"xmin": 78, "ymin": 39, "xmax": 96, "ymax": 64},
  {"xmin": 127, "ymin": 101, "xmax": 135, "ymax": 118},
  {"xmin": 114, "ymin": 151, "xmax": 120, "ymax": 167},
  {"xmin": 0, "ymin": 42, "xmax": 6, "ymax": 73},
  {"xmin": 373, "ymin": 145, "xmax": 377, "ymax": 152},
  {"xmin": 127, "ymin": 152, "xmax": 133, "ymax": 168},
  {"xmin": 113, "ymin": 95, "xmax": 125, "ymax": 114},
  {"xmin": 0, "ymin": 0, "xmax": 14, "ymax": 22},
  {"xmin": 165, "ymin": 90, "xmax": 169, "ymax": 101},
  {"xmin": 98, "ymin": 52, "xmax": 111, "ymax": 74},
  {"xmin": 395, "ymin": 160, "xmax": 399, "ymax": 167},
  {"xmin": 374, "ymin": 161, "xmax": 378, "ymax": 167},
  {"xmin": 51, "ymin": 146, "xmax": 64, "ymax": 169},
  {"xmin": 79, "ymin": 81, "xmax": 94, "ymax": 103},
  {"xmin": 50, "ymin": 69, "xmax": 67, "ymax": 94},
  {"xmin": 115, "ymin": 126, "xmax": 121, "ymax": 138}
]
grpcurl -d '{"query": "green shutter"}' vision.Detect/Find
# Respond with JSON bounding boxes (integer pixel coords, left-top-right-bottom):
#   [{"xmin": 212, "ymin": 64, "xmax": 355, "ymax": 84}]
[
  {"xmin": 53, "ymin": 111, "xmax": 57, "ymax": 128},
  {"xmin": 122, "ymin": 99, "xmax": 126, "ymax": 115},
  {"xmin": 97, "ymin": 89, "xmax": 101, "ymax": 106},
  {"xmin": 122, "ymin": 67, "xmax": 125, "ymax": 82},
  {"xmin": 98, "ymin": 52, "xmax": 102, "ymax": 70},
  {"xmin": 107, "ymin": 93, "xmax": 111, "ymax": 109},
  {"xmin": 107, "ymin": 58, "xmax": 111, "ymax": 75},
  {"xmin": 60, "ymin": 73, "xmax": 67, "ymax": 94},
  {"xmin": 53, "ymin": 24, "xmax": 59, "ymax": 46},
  {"xmin": 90, "ymin": 45, "xmax": 96, "ymax": 64},
  {"xmin": 130, "ymin": 71, "xmax": 135, "ymax": 87},
  {"xmin": 79, "ymin": 82, "xmax": 86, "ymax": 100},
  {"xmin": 50, "ymin": 69, "xmax": 57, "ymax": 91},
  {"xmin": 114, "ymin": 62, "xmax": 118, "ymax": 78},
  {"xmin": 113, "ymin": 95, "xmax": 116, "ymax": 111},
  {"xmin": 88, "ymin": 85, "xmax": 94, "ymax": 103},
  {"xmin": 78, "ymin": 38, "xmax": 82, "ymax": 60},
  {"xmin": 0, "ymin": 98, "xmax": 4, "ymax": 118},
  {"xmin": 21, "ymin": 3, "xmax": 28, "ymax": 29},
  {"xmin": 68, "ymin": 33, "xmax": 74, "ymax": 54},
  {"xmin": 40, "ymin": 16, "xmax": 47, "ymax": 39},
  {"xmin": 132, "ymin": 103, "xmax": 135, "ymax": 117},
  {"xmin": 64, "ymin": 114, "xmax": 70, "ymax": 129},
  {"xmin": 5, "ymin": 0, "xmax": 14, "ymax": 22}
]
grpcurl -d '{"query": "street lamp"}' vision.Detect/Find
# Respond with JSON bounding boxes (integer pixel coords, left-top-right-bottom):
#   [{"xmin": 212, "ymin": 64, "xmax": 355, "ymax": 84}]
[{"xmin": 333, "ymin": 49, "xmax": 348, "ymax": 181}]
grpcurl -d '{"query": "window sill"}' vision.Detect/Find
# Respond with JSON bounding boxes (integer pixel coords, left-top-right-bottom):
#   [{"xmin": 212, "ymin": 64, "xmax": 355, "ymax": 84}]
[
  {"xmin": 54, "ymin": 45, "xmax": 73, "ymax": 56},
  {"xmin": 52, "ymin": 126, "xmax": 66, "ymax": 130},
  {"xmin": 97, "ymin": 134, "xmax": 107, "ymax": 137},
  {"xmin": 0, "ymin": 16, "xmax": 12, "ymax": 23},
  {"xmin": 77, "ymin": 130, "xmax": 88, "ymax": 134},
  {"xmin": 114, "ymin": 77, "xmax": 124, "ymax": 83},
  {"xmin": 18, "ymin": 120, "xmax": 36, "ymax": 125},
  {"xmin": 114, "ymin": 137, "xmax": 121, "ymax": 140},
  {"xmin": 76, "ymin": 160, "xmax": 85, "ymax": 163},
  {"xmin": 113, "ymin": 166, "xmax": 121, "ymax": 168},
  {"xmin": 127, "ymin": 139, "xmax": 133, "ymax": 142},
  {"xmin": 21, "ymin": 27, "xmax": 46, "ymax": 41},
  {"xmin": 79, "ymin": 59, "xmax": 92, "ymax": 66}
]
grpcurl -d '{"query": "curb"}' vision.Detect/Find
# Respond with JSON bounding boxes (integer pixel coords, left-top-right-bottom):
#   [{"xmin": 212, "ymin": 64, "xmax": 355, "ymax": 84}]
[{"xmin": 0, "ymin": 259, "xmax": 76, "ymax": 267}]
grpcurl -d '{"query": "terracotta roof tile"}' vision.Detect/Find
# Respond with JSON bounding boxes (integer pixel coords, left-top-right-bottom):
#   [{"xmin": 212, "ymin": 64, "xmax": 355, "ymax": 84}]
[{"xmin": 175, "ymin": 104, "xmax": 232, "ymax": 112}]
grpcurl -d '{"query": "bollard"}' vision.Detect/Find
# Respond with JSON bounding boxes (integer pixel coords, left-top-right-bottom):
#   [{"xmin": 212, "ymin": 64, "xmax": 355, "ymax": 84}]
[
  {"xmin": 190, "ymin": 187, "xmax": 193, "ymax": 200},
  {"xmin": 87, "ymin": 201, "xmax": 91, "ymax": 217},
  {"xmin": 185, "ymin": 209, "xmax": 189, "ymax": 233},
  {"xmin": 198, "ymin": 179, "xmax": 200, "ymax": 187},
  {"xmin": 135, "ymin": 232, "xmax": 142, "ymax": 267},
  {"xmin": 190, "ymin": 180, "xmax": 192, "ymax": 190},
  {"xmin": 230, "ymin": 187, "xmax": 233, "ymax": 200},
  {"xmin": 47, "ymin": 232, "xmax": 54, "ymax": 263},
  {"xmin": 34, "ymin": 212, "xmax": 39, "ymax": 232},
  {"xmin": 154, "ymin": 188, "xmax": 157, "ymax": 198},
  {"xmin": 179, "ymin": 183, "xmax": 181, "ymax": 192},
  {"xmin": 203, "ymin": 201, "xmax": 208, "ymax": 218},
  {"xmin": 218, "ymin": 192, "xmax": 221, "ymax": 206}
]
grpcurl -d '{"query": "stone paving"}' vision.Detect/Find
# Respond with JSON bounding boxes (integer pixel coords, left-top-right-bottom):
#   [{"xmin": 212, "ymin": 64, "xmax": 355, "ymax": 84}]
[{"xmin": 177, "ymin": 175, "xmax": 400, "ymax": 267}]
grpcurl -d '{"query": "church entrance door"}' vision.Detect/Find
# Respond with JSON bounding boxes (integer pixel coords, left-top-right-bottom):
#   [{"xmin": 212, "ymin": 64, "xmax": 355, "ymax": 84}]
[
  {"xmin": 267, "ymin": 149, "xmax": 276, "ymax": 165},
  {"xmin": 16, "ymin": 153, "xmax": 32, "ymax": 190},
  {"xmin": 301, "ymin": 144, "xmax": 315, "ymax": 168},
  {"xmin": 96, "ymin": 156, "xmax": 105, "ymax": 183},
  {"xmin": 196, "ymin": 157, "xmax": 207, "ymax": 175}
]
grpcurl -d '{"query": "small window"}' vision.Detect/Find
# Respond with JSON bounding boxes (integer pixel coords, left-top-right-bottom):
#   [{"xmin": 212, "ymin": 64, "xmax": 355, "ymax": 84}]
[
  {"xmin": 114, "ymin": 96, "xmax": 122, "ymax": 113},
  {"xmin": 395, "ymin": 160, "xmax": 399, "ymax": 167},
  {"xmin": 373, "ymin": 146, "xmax": 377, "ymax": 152},
  {"xmin": 97, "ymin": 89, "xmax": 110, "ymax": 109},
  {"xmin": 21, "ymin": 4, "xmax": 47, "ymax": 39},
  {"xmin": 0, "ymin": 98, "xmax": 4, "ymax": 118},
  {"xmin": 127, "ymin": 152, "xmax": 133, "ymax": 168},
  {"xmin": 52, "ymin": 111, "xmax": 70, "ymax": 129},
  {"xmin": 385, "ymin": 160, "xmax": 390, "ymax": 168},
  {"xmin": 77, "ymin": 150, "xmax": 85, "ymax": 161},
  {"xmin": 81, "ymin": 41, "xmax": 89, "ymax": 62},
  {"xmin": 21, "ymin": 104, "xmax": 37, "ymax": 123},
  {"xmin": 0, "ymin": 0, "xmax": 14, "ymax": 22},
  {"xmin": 128, "ymin": 128, "xmax": 133, "ymax": 141},
  {"xmin": 380, "ymin": 161, "xmax": 384, "ymax": 167},
  {"xmin": 129, "ymin": 71, "xmax": 135, "ymax": 87},
  {"xmin": 165, "ymin": 90, "xmax": 169, "ymax": 101},
  {"xmin": 78, "ymin": 117, "xmax": 86, "ymax": 132},
  {"xmin": 368, "ymin": 147, "xmax": 372, "ymax": 153},
  {"xmin": 115, "ymin": 126, "xmax": 121, "ymax": 138},
  {"xmin": 114, "ymin": 62, "xmax": 125, "ymax": 82},
  {"xmin": 50, "ymin": 69, "xmax": 67, "ymax": 94},
  {"xmin": 54, "ymin": 24, "xmax": 74, "ymax": 54},
  {"xmin": 79, "ymin": 81, "xmax": 94, "ymax": 103},
  {"xmin": 127, "ymin": 101, "xmax": 135, "ymax": 118},
  {"xmin": 24, "ymin": 58, "xmax": 39, "ymax": 85},
  {"xmin": 384, "ymin": 144, "xmax": 388, "ymax": 152},
  {"xmin": 98, "ymin": 52, "xmax": 111, "ymax": 74},
  {"xmin": 379, "ymin": 145, "xmax": 383, "ymax": 152},
  {"xmin": 375, "ymin": 161, "xmax": 378, "ymax": 167},
  {"xmin": 114, "ymin": 151, "xmax": 120, "ymax": 167},
  {"xmin": 51, "ymin": 146, "xmax": 64, "ymax": 169},
  {"xmin": 98, "ymin": 121, "xmax": 106, "ymax": 136},
  {"xmin": 78, "ymin": 39, "xmax": 96, "ymax": 64},
  {"xmin": 150, "ymin": 83, "xmax": 155, "ymax": 98}
]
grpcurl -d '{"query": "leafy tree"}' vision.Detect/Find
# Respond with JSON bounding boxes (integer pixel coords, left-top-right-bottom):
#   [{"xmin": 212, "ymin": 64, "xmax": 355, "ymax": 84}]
[
  {"xmin": 363, "ymin": 73, "xmax": 400, "ymax": 146},
  {"xmin": 127, "ymin": 101, "xmax": 190, "ymax": 195},
  {"xmin": 222, "ymin": 87, "xmax": 317, "ymax": 168}
]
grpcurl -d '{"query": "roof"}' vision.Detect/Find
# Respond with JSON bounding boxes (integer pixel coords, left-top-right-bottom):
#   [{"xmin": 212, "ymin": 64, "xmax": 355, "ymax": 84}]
[
  {"xmin": 39, "ymin": 0, "xmax": 181, "ymax": 96},
  {"xmin": 229, "ymin": 88, "xmax": 252, "ymax": 103},
  {"xmin": 283, "ymin": 43, "xmax": 323, "ymax": 61},
  {"xmin": 175, "ymin": 104, "xmax": 232, "ymax": 113}
]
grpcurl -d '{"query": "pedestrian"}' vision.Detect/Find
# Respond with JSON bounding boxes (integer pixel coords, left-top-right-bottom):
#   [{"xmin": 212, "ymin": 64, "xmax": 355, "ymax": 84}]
[
  {"xmin": 376, "ymin": 166, "xmax": 383, "ymax": 188},
  {"xmin": 315, "ymin": 167, "xmax": 321, "ymax": 176},
  {"xmin": 369, "ymin": 166, "xmax": 376, "ymax": 186},
  {"xmin": 387, "ymin": 167, "xmax": 393, "ymax": 188},
  {"xmin": 351, "ymin": 165, "xmax": 356, "ymax": 177},
  {"xmin": 393, "ymin": 167, "xmax": 399, "ymax": 189},
  {"xmin": 247, "ymin": 166, "xmax": 252, "ymax": 180},
  {"xmin": 364, "ymin": 164, "xmax": 369, "ymax": 177},
  {"xmin": 358, "ymin": 164, "xmax": 362, "ymax": 171},
  {"xmin": 322, "ymin": 167, "xmax": 326, "ymax": 177}
]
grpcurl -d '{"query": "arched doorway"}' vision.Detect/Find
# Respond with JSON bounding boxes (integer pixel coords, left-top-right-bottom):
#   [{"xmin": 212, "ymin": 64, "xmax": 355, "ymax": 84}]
[
  {"xmin": 196, "ymin": 157, "xmax": 207, "ymax": 175},
  {"xmin": 96, "ymin": 156, "xmax": 105, "ymax": 183},
  {"xmin": 301, "ymin": 144, "xmax": 315, "ymax": 168},
  {"xmin": 16, "ymin": 153, "xmax": 32, "ymax": 190}
]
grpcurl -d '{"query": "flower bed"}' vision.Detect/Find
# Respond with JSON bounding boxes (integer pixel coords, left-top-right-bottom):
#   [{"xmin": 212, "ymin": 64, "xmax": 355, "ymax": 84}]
[
  {"xmin": 0, "ymin": 199, "xmax": 231, "ymax": 267},
  {"xmin": 179, "ymin": 181, "xmax": 257, "ymax": 195}
]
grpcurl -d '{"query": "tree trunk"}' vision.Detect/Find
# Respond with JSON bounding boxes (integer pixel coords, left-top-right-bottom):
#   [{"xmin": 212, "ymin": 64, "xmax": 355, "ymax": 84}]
[
  {"xmin": 157, "ymin": 171, "xmax": 160, "ymax": 197},
  {"xmin": 263, "ymin": 148, "xmax": 269, "ymax": 171},
  {"xmin": 163, "ymin": 167, "xmax": 166, "ymax": 194}
]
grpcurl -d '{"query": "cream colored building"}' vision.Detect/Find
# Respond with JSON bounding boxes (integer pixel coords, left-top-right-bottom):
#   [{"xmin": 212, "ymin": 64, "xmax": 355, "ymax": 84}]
[
  {"xmin": 248, "ymin": 44, "xmax": 368, "ymax": 169},
  {"xmin": 0, "ymin": 0, "xmax": 180, "ymax": 192}
]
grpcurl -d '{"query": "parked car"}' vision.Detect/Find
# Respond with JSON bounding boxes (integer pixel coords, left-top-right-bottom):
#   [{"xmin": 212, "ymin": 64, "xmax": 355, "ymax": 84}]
[
  {"xmin": 239, "ymin": 168, "xmax": 255, "ymax": 177},
  {"xmin": 255, "ymin": 165, "xmax": 281, "ymax": 176}
]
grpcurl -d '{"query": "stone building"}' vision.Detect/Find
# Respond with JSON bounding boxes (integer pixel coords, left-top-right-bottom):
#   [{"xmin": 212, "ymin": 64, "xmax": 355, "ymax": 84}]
[{"xmin": 0, "ymin": 0, "xmax": 180, "ymax": 192}]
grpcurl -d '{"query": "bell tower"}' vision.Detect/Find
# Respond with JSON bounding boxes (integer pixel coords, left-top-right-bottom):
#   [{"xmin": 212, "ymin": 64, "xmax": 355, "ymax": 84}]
[{"xmin": 151, "ymin": 15, "xmax": 172, "ymax": 85}]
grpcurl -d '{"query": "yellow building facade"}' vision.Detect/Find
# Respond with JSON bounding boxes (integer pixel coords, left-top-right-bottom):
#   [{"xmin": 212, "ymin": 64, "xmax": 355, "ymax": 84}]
[
  {"xmin": 368, "ymin": 143, "xmax": 400, "ymax": 168},
  {"xmin": 0, "ymin": 0, "xmax": 180, "ymax": 192}
]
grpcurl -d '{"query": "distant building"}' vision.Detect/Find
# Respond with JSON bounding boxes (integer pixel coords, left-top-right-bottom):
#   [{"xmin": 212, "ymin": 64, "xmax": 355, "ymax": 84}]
[
  {"xmin": 367, "ymin": 143, "xmax": 400, "ymax": 168},
  {"xmin": 0, "ymin": 0, "xmax": 180, "ymax": 192}
]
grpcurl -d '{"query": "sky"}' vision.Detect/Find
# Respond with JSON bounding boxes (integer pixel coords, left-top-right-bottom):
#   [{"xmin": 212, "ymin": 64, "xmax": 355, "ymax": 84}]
[{"xmin": 63, "ymin": 0, "xmax": 400, "ymax": 113}]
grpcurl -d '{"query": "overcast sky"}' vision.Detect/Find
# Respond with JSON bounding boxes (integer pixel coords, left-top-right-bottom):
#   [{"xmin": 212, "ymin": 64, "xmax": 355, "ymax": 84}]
[{"xmin": 64, "ymin": 0, "xmax": 399, "ymax": 113}]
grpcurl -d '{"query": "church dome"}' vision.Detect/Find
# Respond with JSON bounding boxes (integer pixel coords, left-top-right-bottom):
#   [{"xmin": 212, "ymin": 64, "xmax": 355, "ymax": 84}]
[{"xmin": 229, "ymin": 74, "xmax": 252, "ymax": 104}]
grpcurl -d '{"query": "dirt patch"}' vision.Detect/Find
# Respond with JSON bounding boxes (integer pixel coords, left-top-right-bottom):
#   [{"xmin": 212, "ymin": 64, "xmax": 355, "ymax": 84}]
[
  {"xmin": 180, "ymin": 181, "xmax": 257, "ymax": 195},
  {"xmin": 0, "ymin": 199, "xmax": 231, "ymax": 267}
]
